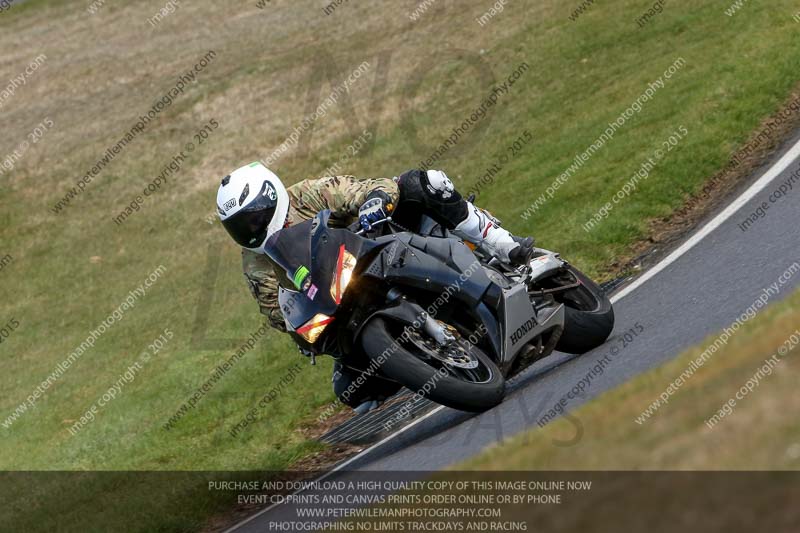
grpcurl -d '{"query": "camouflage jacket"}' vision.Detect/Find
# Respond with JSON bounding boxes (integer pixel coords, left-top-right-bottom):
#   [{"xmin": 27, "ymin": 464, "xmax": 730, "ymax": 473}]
[{"xmin": 242, "ymin": 175, "xmax": 399, "ymax": 332}]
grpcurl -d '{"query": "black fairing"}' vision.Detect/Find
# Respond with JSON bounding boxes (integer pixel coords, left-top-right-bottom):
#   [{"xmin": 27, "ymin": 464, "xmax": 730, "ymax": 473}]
[
  {"xmin": 265, "ymin": 210, "xmax": 503, "ymax": 361},
  {"xmin": 265, "ymin": 210, "xmax": 381, "ymax": 330},
  {"xmin": 364, "ymin": 233, "xmax": 494, "ymax": 305},
  {"xmin": 360, "ymin": 233, "xmax": 503, "ymax": 358}
]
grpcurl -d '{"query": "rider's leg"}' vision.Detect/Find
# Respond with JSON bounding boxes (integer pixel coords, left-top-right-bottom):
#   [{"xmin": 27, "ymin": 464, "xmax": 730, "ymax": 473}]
[
  {"xmin": 394, "ymin": 169, "xmax": 534, "ymax": 265},
  {"xmin": 332, "ymin": 362, "xmax": 402, "ymax": 413}
]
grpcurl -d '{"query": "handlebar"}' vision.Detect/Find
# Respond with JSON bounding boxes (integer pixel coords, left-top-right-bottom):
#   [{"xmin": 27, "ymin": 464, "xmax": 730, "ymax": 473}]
[{"xmin": 354, "ymin": 216, "xmax": 393, "ymax": 235}]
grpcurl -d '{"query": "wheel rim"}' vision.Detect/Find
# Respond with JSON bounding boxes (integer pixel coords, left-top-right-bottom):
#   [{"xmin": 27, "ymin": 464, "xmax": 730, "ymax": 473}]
[{"xmin": 398, "ymin": 322, "xmax": 494, "ymax": 385}]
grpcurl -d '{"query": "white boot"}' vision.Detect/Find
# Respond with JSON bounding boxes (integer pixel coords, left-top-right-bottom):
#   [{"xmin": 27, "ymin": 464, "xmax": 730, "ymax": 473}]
[{"xmin": 453, "ymin": 203, "xmax": 524, "ymax": 263}]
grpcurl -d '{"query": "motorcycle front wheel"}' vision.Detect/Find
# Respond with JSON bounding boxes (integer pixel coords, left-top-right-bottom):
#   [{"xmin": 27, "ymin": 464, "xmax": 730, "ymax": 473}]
[{"xmin": 359, "ymin": 318, "xmax": 505, "ymax": 412}]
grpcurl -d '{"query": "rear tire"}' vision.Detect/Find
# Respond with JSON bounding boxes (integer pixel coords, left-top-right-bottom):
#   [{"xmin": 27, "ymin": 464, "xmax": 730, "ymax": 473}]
[
  {"xmin": 554, "ymin": 266, "xmax": 615, "ymax": 354},
  {"xmin": 359, "ymin": 318, "xmax": 505, "ymax": 412}
]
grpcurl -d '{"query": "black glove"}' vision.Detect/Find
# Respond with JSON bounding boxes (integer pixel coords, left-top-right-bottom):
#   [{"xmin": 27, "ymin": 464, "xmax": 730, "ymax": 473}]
[{"xmin": 358, "ymin": 190, "xmax": 394, "ymax": 231}]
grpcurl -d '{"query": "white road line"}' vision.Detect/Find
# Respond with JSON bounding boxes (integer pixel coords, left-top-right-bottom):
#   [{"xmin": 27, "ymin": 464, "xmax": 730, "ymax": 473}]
[
  {"xmin": 226, "ymin": 136, "xmax": 800, "ymax": 532},
  {"xmin": 611, "ymin": 136, "xmax": 800, "ymax": 302}
]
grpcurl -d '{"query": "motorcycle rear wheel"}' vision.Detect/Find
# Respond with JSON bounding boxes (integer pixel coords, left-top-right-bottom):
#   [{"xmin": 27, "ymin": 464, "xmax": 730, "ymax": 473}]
[{"xmin": 553, "ymin": 265, "xmax": 615, "ymax": 354}]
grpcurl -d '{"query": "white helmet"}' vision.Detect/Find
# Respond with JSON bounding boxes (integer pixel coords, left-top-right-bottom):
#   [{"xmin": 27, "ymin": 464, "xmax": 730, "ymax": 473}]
[{"xmin": 216, "ymin": 162, "xmax": 289, "ymax": 253}]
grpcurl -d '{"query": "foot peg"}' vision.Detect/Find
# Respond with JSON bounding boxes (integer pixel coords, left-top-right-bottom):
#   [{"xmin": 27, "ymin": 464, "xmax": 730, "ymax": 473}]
[{"xmin": 509, "ymin": 236, "xmax": 535, "ymax": 266}]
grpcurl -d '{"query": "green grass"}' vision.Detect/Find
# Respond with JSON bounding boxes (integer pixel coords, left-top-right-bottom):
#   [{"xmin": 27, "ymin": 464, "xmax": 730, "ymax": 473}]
[
  {"xmin": 1, "ymin": 0, "xmax": 800, "ymax": 529},
  {"xmin": 460, "ymin": 287, "xmax": 800, "ymax": 470}
]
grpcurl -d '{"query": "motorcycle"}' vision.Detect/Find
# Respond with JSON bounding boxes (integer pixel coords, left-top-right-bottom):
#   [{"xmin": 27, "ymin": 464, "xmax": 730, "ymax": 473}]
[{"xmin": 265, "ymin": 208, "xmax": 614, "ymax": 412}]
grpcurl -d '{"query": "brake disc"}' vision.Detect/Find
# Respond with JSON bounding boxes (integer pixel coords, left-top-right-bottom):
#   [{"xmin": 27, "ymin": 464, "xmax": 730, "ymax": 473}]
[{"xmin": 407, "ymin": 325, "xmax": 479, "ymax": 370}]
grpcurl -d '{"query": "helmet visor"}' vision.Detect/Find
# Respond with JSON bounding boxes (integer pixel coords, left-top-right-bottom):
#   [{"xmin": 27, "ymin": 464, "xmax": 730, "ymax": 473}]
[{"xmin": 221, "ymin": 184, "xmax": 278, "ymax": 248}]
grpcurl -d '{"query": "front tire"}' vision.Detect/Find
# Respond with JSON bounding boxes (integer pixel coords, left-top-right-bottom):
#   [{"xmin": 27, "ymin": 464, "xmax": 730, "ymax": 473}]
[
  {"xmin": 359, "ymin": 318, "xmax": 505, "ymax": 412},
  {"xmin": 554, "ymin": 266, "xmax": 615, "ymax": 354}
]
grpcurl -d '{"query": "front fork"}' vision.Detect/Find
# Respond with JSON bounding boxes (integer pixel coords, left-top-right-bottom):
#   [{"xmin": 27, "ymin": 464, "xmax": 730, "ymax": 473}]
[
  {"xmin": 385, "ymin": 288, "xmax": 456, "ymax": 347},
  {"xmin": 421, "ymin": 312, "xmax": 456, "ymax": 346}
]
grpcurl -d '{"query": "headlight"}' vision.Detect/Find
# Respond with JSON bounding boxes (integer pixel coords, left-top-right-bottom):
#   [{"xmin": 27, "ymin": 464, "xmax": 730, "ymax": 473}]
[
  {"xmin": 296, "ymin": 313, "xmax": 334, "ymax": 344},
  {"xmin": 330, "ymin": 244, "xmax": 357, "ymax": 304}
]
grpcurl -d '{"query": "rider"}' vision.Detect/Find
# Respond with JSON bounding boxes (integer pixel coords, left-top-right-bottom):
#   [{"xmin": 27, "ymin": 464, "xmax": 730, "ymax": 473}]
[{"xmin": 216, "ymin": 162, "xmax": 534, "ymax": 413}]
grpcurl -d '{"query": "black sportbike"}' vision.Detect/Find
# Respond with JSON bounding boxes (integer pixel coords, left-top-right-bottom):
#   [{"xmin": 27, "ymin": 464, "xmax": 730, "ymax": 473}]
[{"xmin": 266, "ymin": 209, "xmax": 614, "ymax": 412}]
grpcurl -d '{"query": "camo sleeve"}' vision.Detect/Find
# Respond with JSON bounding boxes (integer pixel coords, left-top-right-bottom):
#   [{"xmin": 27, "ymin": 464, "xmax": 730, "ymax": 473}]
[
  {"xmin": 242, "ymin": 249, "xmax": 286, "ymax": 332},
  {"xmin": 288, "ymin": 175, "xmax": 399, "ymax": 223}
]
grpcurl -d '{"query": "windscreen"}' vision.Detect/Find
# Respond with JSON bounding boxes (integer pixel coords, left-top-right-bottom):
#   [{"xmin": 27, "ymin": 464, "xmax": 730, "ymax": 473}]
[{"xmin": 265, "ymin": 211, "xmax": 342, "ymax": 329}]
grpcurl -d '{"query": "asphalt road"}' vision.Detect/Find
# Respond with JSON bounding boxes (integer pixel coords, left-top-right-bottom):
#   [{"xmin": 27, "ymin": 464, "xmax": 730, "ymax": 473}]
[{"xmin": 228, "ymin": 130, "xmax": 800, "ymax": 531}]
